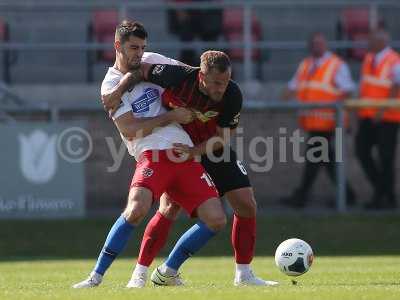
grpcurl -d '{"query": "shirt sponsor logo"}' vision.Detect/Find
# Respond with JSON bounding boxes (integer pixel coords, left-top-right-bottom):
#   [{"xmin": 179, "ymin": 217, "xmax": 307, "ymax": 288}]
[
  {"xmin": 230, "ymin": 112, "xmax": 240, "ymax": 126},
  {"xmin": 194, "ymin": 110, "xmax": 219, "ymax": 122},
  {"xmin": 152, "ymin": 64, "xmax": 165, "ymax": 75},
  {"xmin": 131, "ymin": 88, "xmax": 160, "ymax": 113}
]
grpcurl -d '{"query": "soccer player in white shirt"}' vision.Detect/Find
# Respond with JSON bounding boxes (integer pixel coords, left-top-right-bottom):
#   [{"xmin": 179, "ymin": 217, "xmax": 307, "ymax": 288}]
[{"xmin": 72, "ymin": 20, "xmax": 226, "ymax": 289}]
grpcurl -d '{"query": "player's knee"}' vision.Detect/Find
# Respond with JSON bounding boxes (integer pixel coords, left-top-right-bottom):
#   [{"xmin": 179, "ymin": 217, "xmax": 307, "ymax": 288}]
[
  {"xmin": 123, "ymin": 188, "xmax": 152, "ymax": 225},
  {"xmin": 234, "ymin": 196, "xmax": 257, "ymax": 218},
  {"xmin": 246, "ymin": 197, "xmax": 257, "ymax": 217},
  {"xmin": 123, "ymin": 206, "xmax": 147, "ymax": 225},
  {"xmin": 158, "ymin": 202, "xmax": 181, "ymax": 221},
  {"xmin": 205, "ymin": 213, "xmax": 227, "ymax": 232},
  {"xmin": 123, "ymin": 197, "xmax": 148, "ymax": 225}
]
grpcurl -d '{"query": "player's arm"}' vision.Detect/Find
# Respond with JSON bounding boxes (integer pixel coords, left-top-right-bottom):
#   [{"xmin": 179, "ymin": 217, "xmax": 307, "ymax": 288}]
[
  {"xmin": 174, "ymin": 126, "xmax": 235, "ymax": 159},
  {"xmin": 103, "ymin": 63, "xmax": 192, "ymax": 114},
  {"xmin": 114, "ymin": 106, "xmax": 195, "ymax": 140},
  {"xmin": 143, "ymin": 52, "xmax": 190, "ymax": 68},
  {"xmin": 101, "ymin": 64, "xmax": 153, "ymax": 114}
]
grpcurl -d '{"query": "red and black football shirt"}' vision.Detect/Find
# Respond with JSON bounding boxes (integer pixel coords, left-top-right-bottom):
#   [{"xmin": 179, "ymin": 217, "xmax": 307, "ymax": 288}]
[{"xmin": 148, "ymin": 64, "xmax": 242, "ymax": 145}]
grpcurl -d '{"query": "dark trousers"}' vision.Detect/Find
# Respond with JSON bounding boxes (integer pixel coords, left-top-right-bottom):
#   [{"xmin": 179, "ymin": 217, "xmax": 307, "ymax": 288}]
[
  {"xmin": 355, "ymin": 119, "xmax": 399, "ymax": 205},
  {"xmin": 297, "ymin": 131, "xmax": 355, "ymax": 201}
]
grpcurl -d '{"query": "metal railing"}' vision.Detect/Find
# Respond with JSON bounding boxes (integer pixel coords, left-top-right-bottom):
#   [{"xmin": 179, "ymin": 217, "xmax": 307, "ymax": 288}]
[
  {"xmin": 245, "ymin": 98, "xmax": 400, "ymax": 212},
  {"xmin": 1, "ymin": 1, "xmax": 400, "ymax": 82},
  {"xmin": 2, "ymin": 97, "xmax": 400, "ymax": 212}
]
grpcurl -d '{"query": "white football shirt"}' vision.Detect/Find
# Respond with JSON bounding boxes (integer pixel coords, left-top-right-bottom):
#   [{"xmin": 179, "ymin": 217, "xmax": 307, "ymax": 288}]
[{"xmin": 101, "ymin": 52, "xmax": 193, "ymax": 160}]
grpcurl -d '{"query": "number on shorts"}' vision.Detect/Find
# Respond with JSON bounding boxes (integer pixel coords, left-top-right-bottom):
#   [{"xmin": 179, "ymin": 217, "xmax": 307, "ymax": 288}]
[
  {"xmin": 236, "ymin": 160, "xmax": 247, "ymax": 175},
  {"xmin": 201, "ymin": 173, "xmax": 216, "ymax": 187}
]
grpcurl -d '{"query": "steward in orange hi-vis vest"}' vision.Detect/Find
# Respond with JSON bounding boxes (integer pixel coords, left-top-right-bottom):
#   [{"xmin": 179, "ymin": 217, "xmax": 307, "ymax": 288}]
[
  {"xmin": 359, "ymin": 48, "xmax": 400, "ymax": 122},
  {"xmin": 296, "ymin": 53, "xmax": 346, "ymax": 131},
  {"xmin": 281, "ymin": 33, "xmax": 356, "ymax": 209},
  {"xmin": 355, "ymin": 30, "xmax": 400, "ymax": 210}
]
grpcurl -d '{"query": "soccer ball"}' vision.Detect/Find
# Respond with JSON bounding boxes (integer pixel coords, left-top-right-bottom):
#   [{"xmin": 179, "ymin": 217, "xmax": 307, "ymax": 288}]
[{"xmin": 274, "ymin": 238, "xmax": 314, "ymax": 276}]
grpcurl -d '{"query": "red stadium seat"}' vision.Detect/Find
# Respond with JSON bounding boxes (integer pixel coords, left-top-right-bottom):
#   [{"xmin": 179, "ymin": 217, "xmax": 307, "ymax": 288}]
[
  {"xmin": 341, "ymin": 8, "xmax": 370, "ymax": 34},
  {"xmin": 0, "ymin": 18, "xmax": 5, "ymax": 41},
  {"xmin": 0, "ymin": 17, "xmax": 12, "ymax": 83},
  {"xmin": 222, "ymin": 8, "xmax": 262, "ymax": 61},
  {"xmin": 87, "ymin": 10, "xmax": 118, "ymax": 82},
  {"xmin": 339, "ymin": 7, "xmax": 370, "ymax": 60},
  {"xmin": 92, "ymin": 10, "xmax": 118, "ymax": 61}
]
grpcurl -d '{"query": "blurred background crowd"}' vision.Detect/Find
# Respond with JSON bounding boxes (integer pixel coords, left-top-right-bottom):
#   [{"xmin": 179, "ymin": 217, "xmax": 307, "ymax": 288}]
[{"xmin": 1, "ymin": 0, "xmax": 400, "ymax": 218}]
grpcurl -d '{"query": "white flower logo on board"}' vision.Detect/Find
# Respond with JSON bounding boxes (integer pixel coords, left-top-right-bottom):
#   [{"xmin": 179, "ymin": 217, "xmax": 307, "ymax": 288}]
[{"xmin": 19, "ymin": 130, "xmax": 57, "ymax": 184}]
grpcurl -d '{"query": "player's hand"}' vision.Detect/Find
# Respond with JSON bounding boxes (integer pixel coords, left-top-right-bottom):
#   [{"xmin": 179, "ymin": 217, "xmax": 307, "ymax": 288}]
[
  {"xmin": 173, "ymin": 143, "xmax": 197, "ymax": 160},
  {"xmin": 168, "ymin": 107, "xmax": 196, "ymax": 124},
  {"xmin": 102, "ymin": 89, "xmax": 122, "ymax": 116}
]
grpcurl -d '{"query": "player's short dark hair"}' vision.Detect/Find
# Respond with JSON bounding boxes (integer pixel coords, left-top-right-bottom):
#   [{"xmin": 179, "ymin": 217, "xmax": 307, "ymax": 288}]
[
  {"xmin": 115, "ymin": 20, "xmax": 148, "ymax": 44},
  {"xmin": 200, "ymin": 50, "xmax": 231, "ymax": 73}
]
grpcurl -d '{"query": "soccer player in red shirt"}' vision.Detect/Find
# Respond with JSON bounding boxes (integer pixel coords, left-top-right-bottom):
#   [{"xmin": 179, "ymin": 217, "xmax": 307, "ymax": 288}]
[{"xmin": 104, "ymin": 50, "xmax": 278, "ymax": 287}]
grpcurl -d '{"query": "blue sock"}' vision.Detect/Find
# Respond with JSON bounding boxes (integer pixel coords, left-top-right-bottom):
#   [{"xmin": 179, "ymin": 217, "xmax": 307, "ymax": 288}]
[
  {"xmin": 165, "ymin": 222, "xmax": 216, "ymax": 271},
  {"xmin": 94, "ymin": 215, "xmax": 134, "ymax": 275}
]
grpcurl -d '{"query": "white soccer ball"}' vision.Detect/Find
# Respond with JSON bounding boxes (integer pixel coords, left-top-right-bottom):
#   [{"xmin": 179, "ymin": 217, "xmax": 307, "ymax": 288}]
[{"xmin": 274, "ymin": 238, "xmax": 314, "ymax": 276}]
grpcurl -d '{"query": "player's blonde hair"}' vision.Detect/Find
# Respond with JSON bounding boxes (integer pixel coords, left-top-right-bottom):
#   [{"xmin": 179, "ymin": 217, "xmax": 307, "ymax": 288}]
[{"xmin": 200, "ymin": 50, "xmax": 231, "ymax": 73}]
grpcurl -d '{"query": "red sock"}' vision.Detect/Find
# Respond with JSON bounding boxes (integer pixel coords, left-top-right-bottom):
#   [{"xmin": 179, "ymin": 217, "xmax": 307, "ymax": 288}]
[
  {"xmin": 232, "ymin": 215, "xmax": 256, "ymax": 264},
  {"xmin": 137, "ymin": 211, "xmax": 174, "ymax": 266}
]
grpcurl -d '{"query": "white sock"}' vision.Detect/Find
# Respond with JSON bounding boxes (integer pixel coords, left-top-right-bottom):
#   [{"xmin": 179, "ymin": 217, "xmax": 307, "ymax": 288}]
[
  {"xmin": 159, "ymin": 263, "xmax": 178, "ymax": 276},
  {"xmin": 133, "ymin": 263, "xmax": 148, "ymax": 275},
  {"xmin": 235, "ymin": 264, "xmax": 251, "ymax": 277}
]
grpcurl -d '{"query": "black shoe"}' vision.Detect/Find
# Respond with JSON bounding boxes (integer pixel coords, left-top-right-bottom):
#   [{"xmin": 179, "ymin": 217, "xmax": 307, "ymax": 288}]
[
  {"xmin": 326, "ymin": 197, "xmax": 356, "ymax": 209},
  {"xmin": 364, "ymin": 193, "xmax": 384, "ymax": 210},
  {"xmin": 384, "ymin": 197, "xmax": 397, "ymax": 209},
  {"xmin": 385, "ymin": 202, "xmax": 397, "ymax": 209},
  {"xmin": 364, "ymin": 200, "xmax": 386, "ymax": 210}
]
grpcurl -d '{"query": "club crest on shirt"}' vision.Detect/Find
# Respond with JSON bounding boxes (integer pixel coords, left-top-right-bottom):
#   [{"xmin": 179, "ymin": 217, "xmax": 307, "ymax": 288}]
[
  {"xmin": 142, "ymin": 167, "xmax": 154, "ymax": 178},
  {"xmin": 131, "ymin": 88, "xmax": 160, "ymax": 113},
  {"xmin": 194, "ymin": 110, "xmax": 219, "ymax": 122}
]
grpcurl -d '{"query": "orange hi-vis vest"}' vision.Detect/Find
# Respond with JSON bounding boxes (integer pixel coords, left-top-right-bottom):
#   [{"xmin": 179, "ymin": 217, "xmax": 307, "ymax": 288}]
[
  {"xmin": 296, "ymin": 54, "xmax": 344, "ymax": 132},
  {"xmin": 359, "ymin": 48, "xmax": 400, "ymax": 123}
]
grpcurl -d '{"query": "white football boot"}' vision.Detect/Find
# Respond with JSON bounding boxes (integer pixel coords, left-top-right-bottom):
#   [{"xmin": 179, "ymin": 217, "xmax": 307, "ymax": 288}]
[
  {"xmin": 126, "ymin": 271, "xmax": 147, "ymax": 288},
  {"xmin": 150, "ymin": 267, "xmax": 184, "ymax": 286},
  {"xmin": 234, "ymin": 270, "xmax": 279, "ymax": 286},
  {"xmin": 72, "ymin": 271, "xmax": 103, "ymax": 288}
]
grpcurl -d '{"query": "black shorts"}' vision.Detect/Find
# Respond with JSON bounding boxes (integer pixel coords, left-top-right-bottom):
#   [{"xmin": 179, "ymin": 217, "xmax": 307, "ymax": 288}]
[{"xmin": 201, "ymin": 147, "xmax": 251, "ymax": 196}]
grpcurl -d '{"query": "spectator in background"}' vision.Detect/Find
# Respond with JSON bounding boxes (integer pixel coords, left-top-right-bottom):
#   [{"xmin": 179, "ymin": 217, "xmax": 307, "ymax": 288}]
[
  {"xmin": 356, "ymin": 29, "xmax": 400, "ymax": 210},
  {"xmin": 281, "ymin": 32, "xmax": 356, "ymax": 208},
  {"xmin": 167, "ymin": 0, "xmax": 222, "ymax": 66}
]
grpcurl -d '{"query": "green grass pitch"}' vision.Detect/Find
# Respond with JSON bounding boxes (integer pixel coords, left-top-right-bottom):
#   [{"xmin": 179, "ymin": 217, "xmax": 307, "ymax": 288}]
[
  {"xmin": 1, "ymin": 256, "xmax": 399, "ymax": 300},
  {"xmin": 1, "ymin": 214, "xmax": 400, "ymax": 299}
]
